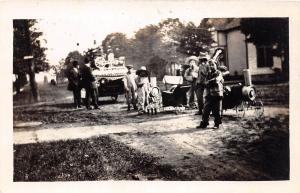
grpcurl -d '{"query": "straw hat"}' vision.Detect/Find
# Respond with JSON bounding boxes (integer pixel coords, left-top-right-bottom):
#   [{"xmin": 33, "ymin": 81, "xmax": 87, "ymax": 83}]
[
  {"xmin": 186, "ymin": 56, "xmax": 199, "ymax": 65},
  {"xmin": 136, "ymin": 66, "xmax": 149, "ymax": 77},
  {"xmin": 199, "ymin": 52, "xmax": 211, "ymax": 60}
]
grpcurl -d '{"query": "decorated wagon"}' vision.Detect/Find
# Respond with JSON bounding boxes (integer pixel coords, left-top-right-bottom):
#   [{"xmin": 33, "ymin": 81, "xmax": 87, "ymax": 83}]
[{"xmin": 92, "ymin": 56, "xmax": 127, "ymax": 102}]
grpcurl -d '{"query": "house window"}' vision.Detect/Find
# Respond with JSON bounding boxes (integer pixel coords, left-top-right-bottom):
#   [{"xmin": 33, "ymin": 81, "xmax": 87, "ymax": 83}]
[{"xmin": 256, "ymin": 46, "xmax": 273, "ymax": 68}]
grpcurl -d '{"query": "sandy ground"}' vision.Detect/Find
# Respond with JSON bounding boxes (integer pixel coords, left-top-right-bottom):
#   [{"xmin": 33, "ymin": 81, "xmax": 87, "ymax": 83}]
[{"xmin": 13, "ymin": 82, "xmax": 289, "ymax": 180}]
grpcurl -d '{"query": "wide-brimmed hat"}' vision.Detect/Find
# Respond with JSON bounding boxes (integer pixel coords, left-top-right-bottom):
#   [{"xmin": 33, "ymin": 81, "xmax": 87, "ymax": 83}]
[
  {"xmin": 199, "ymin": 52, "xmax": 211, "ymax": 61},
  {"xmin": 126, "ymin": 64, "xmax": 133, "ymax": 69},
  {"xmin": 186, "ymin": 56, "xmax": 199, "ymax": 64},
  {"xmin": 136, "ymin": 66, "xmax": 149, "ymax": 77}
]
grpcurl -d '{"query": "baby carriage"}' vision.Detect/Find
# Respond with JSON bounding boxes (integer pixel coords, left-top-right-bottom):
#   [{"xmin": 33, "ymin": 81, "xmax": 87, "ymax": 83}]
[
  {"xmin": 145, "ymin": 75, "xmax": 191, "ymax": 114},
  {"xmin": 145, "ymin": 86, "xmax": 162, "ymax": 115}
]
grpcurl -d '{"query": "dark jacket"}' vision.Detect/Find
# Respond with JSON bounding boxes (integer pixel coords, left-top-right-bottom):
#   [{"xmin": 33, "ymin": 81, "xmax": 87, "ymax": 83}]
[
  {"xmin": 80, "ymin": 64, "xmax": 96, "ymax": 88},
  {"xmin": 67, "ymin": 67, "xmax": 81, "ymax": 90},
  {"xmin": 205, "ymin": 70, "xmax": 224, "ymax": 97}
]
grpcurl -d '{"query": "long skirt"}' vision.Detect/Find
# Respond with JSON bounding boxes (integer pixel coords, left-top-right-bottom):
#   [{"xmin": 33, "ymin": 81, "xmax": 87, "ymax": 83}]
[{"xmin": 137, "ymin": 86, "xmax": 148, "ymax": 112}]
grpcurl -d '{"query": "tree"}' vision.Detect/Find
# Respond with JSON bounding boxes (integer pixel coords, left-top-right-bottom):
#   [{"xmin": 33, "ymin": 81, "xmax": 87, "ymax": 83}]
[
  {"xmin": 64, "ymin": 51, "xmax": 85, "ymax": 77},
  {"xmin": 179, "ymin": 22, "xmax": 213, "ymax": 57},
  {"xmin": 13, "ymin": 19, "xmax": 49, "ymax": 100},
  {"xmin": 240, "ymin": 18, "xmax": 289, "ymax": 80},
  {"xmin": 130, "ymin": 24, "xmax": 160, "ymax": 67},
  {"xmin": 148, "ymin": 56, "xmax": 168, "ymax": 80},
  {"xmin": 102, "ymin": 33, "xmax": 130, "ymax": 58},
  {"xmin": 154, "ymin": 18, "xmax": 185, "ymax": 64},
  {"xmin": 51, "ymin": 58, "xmax": 67, "ymax": 84}
]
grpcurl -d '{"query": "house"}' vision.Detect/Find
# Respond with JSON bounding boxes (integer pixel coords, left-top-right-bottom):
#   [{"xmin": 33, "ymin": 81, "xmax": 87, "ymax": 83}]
[{"xmin": 206, "ymin": 18, "xmax": 283, "ymax": 82}]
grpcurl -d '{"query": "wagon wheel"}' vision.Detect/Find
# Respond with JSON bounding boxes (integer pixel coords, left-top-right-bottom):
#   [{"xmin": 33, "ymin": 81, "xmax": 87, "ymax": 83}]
[
  {"xmin": 236, "ymin": 101, "xmax": 246, "ymax": 118},
  {"xmin": 111, "ymin": 95, "xmax": 118, "ymax": 102},
  {"xmin": 253, "ymin": 100, "xmax": 264, "ymax": 118},
  {"xmin": 175, "ymin": 105, "xmax": 184, "ymax": 115}
]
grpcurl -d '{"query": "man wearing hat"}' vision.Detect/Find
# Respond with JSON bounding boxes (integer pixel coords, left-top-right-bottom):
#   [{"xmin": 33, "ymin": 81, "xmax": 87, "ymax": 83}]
[
  {"xmin": 195, "ymin": 53, "xmax": 210, "ymax": 115},
  {"xmin": 184, "ymin": 56, "xmax": 200, "ymax": 108},
  {"xmin": 67, "ymin": 60, "xmax": 82, "ymax": 109},
  {"xmin": 81, "ymin": 57, "xmax": 99, "ymax": 110},
  {"xmin": 124, "ymin": 64, "xmax": 137, "ymax": 111},
  {"xmin": 135, "ymin": 66, "xmax": 150, "ymax": 114}
]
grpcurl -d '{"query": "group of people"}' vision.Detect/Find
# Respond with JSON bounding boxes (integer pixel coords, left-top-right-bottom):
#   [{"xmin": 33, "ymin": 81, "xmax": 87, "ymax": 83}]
[
  {"xmin": 184, "ymin": 53, "xmax": 227, "ymax": 129},
  {"xmin": 67, "ymin": 58, "xmax": 99, "ymax": 110},
  {"xmin": 68, "ymin": 53, "xmax": 227, "ymax": 129},
  {"xmin": 68, "ymin": 58, "xmax": 152, "ymax": 114},
  {"xmin": 123, "ymin": 65, "xmax": 152, "ymax": 114}
]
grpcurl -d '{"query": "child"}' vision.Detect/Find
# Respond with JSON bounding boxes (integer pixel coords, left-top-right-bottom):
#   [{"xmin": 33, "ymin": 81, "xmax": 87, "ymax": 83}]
[
  {"xmin": 146, "ymin": 86, "xmax": 162, "ymax": 115},
  {"xmin": 197, "ymin": 60, "xmax": 224, "ymax": 129}
]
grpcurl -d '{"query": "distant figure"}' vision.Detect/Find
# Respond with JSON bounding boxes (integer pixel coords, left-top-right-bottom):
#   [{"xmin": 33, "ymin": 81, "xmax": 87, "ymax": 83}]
[
  {"xmin": 135, "ymin": 66, "xmax": 150, "ymax": 114},
  {"xmin": 67, "ymin": 61, "xmax": 82, "ymax": 109},
  {"xmin": 50, "ymin": 79, "xmax": 57, "ymax": 86},
  {"xmin": 124, "ymin": 64, "xmax": 137, "ymax": 111},
  {"xmin": 107, "ymin": 48, "xmax": 114, "ymax": 62},
  {"xmin": 197, "ymin": 60, "xmax": 224, "ymax": 129},
  {"xmin": 81, "ymin": 58, "xmax": 99, "ymax": 110}
]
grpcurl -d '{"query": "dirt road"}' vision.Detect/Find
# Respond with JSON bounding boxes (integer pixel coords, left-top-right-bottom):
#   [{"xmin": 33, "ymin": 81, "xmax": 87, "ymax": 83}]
[{"xmin": 13, "ymin": 83, "xmax": 289, "ymax": 181}]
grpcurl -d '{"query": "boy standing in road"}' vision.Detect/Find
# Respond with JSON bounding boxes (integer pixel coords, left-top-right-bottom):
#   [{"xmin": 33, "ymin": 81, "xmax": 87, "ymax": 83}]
[
  {"xmin": 197, "ymin": 60, "xmax": 224, "ymax": 129},
  {"xmin": 124, "ymin": 64, "xmax": 137, "ymax": 111}
]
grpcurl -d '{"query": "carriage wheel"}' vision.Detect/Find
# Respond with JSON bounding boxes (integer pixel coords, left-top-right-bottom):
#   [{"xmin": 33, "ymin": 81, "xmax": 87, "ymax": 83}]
[
  {"xmin": 236, "ymin": 101, "xmax": 246, "ymax": 118},
  {"xmin": 254, "ymin": 100, "xmax": 264, "ymax": 118},
  {"xmin": 111, "ymin": 95, "xmax": 118, "ymax": 102},
  {"xmin": 175, "ymin": 105, "xmax": 184, "ymax": 115}
]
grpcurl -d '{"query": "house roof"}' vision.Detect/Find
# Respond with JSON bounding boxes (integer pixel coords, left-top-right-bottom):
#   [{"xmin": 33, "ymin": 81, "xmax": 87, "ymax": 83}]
[{"xmin": 205, "ymin": 18, "xmax": 241, "ymax": 31}]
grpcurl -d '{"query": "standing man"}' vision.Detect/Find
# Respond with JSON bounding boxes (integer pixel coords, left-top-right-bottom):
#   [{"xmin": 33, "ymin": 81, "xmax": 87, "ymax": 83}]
[
  {"xmin": 81, "ymin": 57, "xmax": 99, "ymax": 110},
  {"xmin": 197, "ymin": 60, "xmax": 224, "ymax": 129},
  {"xmin": 195, "ymin": 54, "xmax": 210, "ymax": 115},
  {"xmin": 124, "ymin": 64, "xmax": 137, "ymax": 111},
  {"xmin": 184, "ymin": 56, "xmax": 199, "ymax": 108},
  {"xmin": 67, "ymin": 61, "xmax": 82, "ymax": 109}
]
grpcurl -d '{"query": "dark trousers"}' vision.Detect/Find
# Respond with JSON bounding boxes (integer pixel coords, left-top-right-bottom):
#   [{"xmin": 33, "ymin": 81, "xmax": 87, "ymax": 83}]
[
  {"xmin": 202, "ymin": 95, "xmax": 222, "ymax": 125},
  {"xmin": 196, "ymin": 85, "xmax": 205, "ymax": 113},
  {"xmin": 85, "ymin": 86, "xmax": 98, "ymax": 109},
  {"xmin": 188, "ymin": 80, "xmax": 197, "ymax": 104},
  {"xmin": 72, "ymin": 86, "xmax": 81, "ymax": 108}
]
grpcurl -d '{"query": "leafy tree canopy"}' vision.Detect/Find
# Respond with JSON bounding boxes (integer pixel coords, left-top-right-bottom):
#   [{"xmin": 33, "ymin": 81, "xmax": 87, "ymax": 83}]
[{"xmin": 13, "ymin": 19, "xmax": 49, "ymax": 75}]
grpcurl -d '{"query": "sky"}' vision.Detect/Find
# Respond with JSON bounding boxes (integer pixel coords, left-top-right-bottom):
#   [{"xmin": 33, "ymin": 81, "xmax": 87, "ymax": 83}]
[{"xmin": 35, "ymin": 1, "xmax": 204, "ymax": 66}]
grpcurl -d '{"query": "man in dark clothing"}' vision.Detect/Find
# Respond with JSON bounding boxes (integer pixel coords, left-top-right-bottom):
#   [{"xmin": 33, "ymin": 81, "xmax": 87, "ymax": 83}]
[
  {"xmin": 197, "ymin": 60, "xmax": 224, "ymax": 129},
  {"xmin": 81, "ymin": 58, "xmax": 99, "ymax": 110},
  {"xmin": 67, "ymin": 61, "xmax": 82, "ymax": 109},
  {"xmin": 195, "ymin": 56, "xmax": 209, "ymax": 115}
]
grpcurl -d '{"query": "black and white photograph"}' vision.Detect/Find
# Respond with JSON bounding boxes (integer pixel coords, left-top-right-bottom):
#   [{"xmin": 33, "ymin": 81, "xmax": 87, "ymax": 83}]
[{"xmin": 1, "ymin": 1, "xmax": 300, "ymax": 193}]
